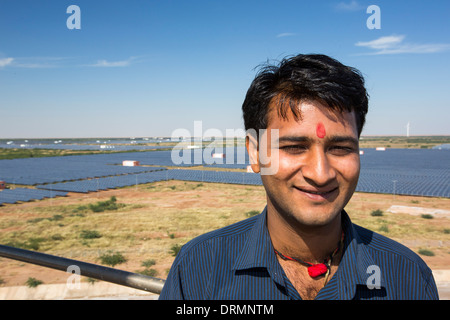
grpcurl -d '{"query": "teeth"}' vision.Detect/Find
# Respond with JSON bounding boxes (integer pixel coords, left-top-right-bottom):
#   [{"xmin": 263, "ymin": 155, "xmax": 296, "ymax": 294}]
[
  {"xmin": 301, "ymin": 189, "xmax": 324, "ymax": 195},
  {"xmin": 298, "ymin": 188, "xmax": 335, "ymax": 195}
]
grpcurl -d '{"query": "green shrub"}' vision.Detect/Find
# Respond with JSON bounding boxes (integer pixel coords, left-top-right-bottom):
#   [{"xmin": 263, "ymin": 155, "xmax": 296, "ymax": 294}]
[
  {"xmin": 370, "ymin": 209, "xmax": 383, "ymax": 217},
  {"xmin": 99, "ymin": 250, "xmax": 127, "ymax": 266},
  {"xmin": 140, "ymin": 268, "xmax": 158, "ymax": 277},
  {"xmin": 26, "ymin": 277, "xmax": 43, "ymax": 288},
  {"xmin": 169, "ymin": 244, "xmax": 182, "ymax": 257},
  {"xmin": 88, "ymin": 196, "xmax": 124, "ymax": 212},
  {"xmin": 80, "ymin": 230, "xmax": 102, "ymax": 239},
  {"xmin": 139, "ymin": 259, "xmax": 158, "ymax": 277},
  {"xmin": 27, "ymin": 217, "xmax": 45, "ymax": 223},
  {"xmin": 49, "ymin": 214, "xmax": 64, "ymax": 221},
  {"xmin": 72, "ymin": 205, "xmax": 88, "ymax": 213},
  {"xmin": 418, "ymin": 249, "xmax": 435, "ymax": 256},
  {"xmin": 141, "ymin": 259, "xmax": 156, "ymax": 268},
  {"xmin": 51, "ymin": 234, "xmax": 64, "ymax": 241},
  {"xmin": 6, "ymin": 238, "xmax": 46, "ymax": 251},
  {"xmin": 421, "ymin": 214, "xmax": 434, "ymax": 219},
  {"xmin": 246, "ymin": 210, "xmax": 260, "ymax": 217},
  {"xmin": 167, "ymin": 232, "xmax": 175, "ymax": 239},
  {"xmin": 25, "ymin": 238, "xmax": 46, "ymax": 250}
]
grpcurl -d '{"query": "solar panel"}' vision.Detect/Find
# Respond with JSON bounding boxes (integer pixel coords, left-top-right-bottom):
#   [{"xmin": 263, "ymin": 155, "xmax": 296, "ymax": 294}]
[
  {"xmin": 1, "ymin": 147, "xmax": 448, "ymax": 199},
  {"xmin": 0, "ymin": 188, "xmax": 68, "ymax": 205}
]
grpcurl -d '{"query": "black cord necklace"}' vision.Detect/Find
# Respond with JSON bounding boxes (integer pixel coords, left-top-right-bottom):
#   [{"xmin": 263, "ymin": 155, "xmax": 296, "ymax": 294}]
[{"xmin": 274, "ymin": 232, "xmax": 344, "ymax": 281}]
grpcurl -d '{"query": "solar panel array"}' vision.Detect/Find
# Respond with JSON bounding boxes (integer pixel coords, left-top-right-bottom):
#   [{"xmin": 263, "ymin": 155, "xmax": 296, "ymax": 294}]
[
  {"xmin": 356, "ymin": 148, "xmax": 449, "ymax": 198},
  {"xmin": 0, "ymin": 147, "xmax": 449, "ymax": 205},
  {"xmin": 0, "ymin": 154, "xmax": 168, "ymax": 185},
  {"xmin": 169, "ymin": 169, "xmax": 262, "ymax": 185},
  {"xmin": 0, "ymin": 188, "xmax": 68, "ymax": 205},
  {"xmin": 0, "ymin": 143, "xmax": 173, "ymax": 152},
  {"xmin": 356, "ymin": 170, "xmax": 449, "ymax": 197},
  {"xmin": 35, "ymin": 169, "xmax": 262, "ymax": 193},
  {"xmin": 35, "ymin": 170, "xmax": 171, "ymax": 193},
  {"xmin": 0, "ymin": 147, "xmax": 246, "ymax": 186}
]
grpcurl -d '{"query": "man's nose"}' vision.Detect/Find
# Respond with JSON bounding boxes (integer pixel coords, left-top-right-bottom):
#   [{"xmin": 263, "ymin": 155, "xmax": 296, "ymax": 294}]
[{"xmin": 300, "ymin": 148, "xmax": 337, "ymax": 186}]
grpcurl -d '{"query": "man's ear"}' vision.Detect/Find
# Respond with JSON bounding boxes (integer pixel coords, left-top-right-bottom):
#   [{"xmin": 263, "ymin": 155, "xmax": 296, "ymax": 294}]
[{"xmin": 246, "ymin": 133, "xmax": 260, "ymax": 174}]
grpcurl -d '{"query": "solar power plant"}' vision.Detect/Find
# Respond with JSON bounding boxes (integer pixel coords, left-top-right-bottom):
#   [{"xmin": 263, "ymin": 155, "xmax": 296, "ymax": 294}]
[
  {"xmin": 203, "ymin": 147, "xmax": 449, "ymax": 198},
  {"xmin": 0, "ymin": 188, "xmax": 68, "ymax": 205},
  {"xmin": 433, "ymin": 144, "xmax": 450, "ymax": 150},
  {"xmin": 0, "ymin": 143, "xmax": 173, "ymax": 151},
  {"xmin": 356, "ymin": 148, "xmax": 449, "ymax": 198},
  {"xmin": 35, "ymin": 170, "xmax": 262, "ymax": 193},
  {"xmin": 202, "ymin": 146, "xmax": 249, "ymax": 169},
  {"xmin": 0, "ymin": 147, "xmax": 244, "ymax": 186},
  {"xmin": 1, "ymin": 147, "xmax": 449, "ymax": 199},
  {"xmin": 36, "ymin": 170, "xmax": 171, "ymax": 193},
  {"xmin": 168, "ymin": 169, "xmax": 262, "ymax": 185},
  {"xmin": 0, "ymin": 154, "xmax": 168, "ymax": 185}
]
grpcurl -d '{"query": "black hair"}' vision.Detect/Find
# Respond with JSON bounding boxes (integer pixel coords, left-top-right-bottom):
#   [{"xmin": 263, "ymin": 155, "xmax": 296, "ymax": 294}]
[{"xmin": 242, "ymin": 54, "xmax": 369, "ymax": 136}]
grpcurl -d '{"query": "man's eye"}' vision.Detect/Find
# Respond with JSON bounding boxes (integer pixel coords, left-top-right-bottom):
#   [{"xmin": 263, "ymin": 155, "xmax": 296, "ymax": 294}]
[
  {"xmin": 280, "ymin": 145, "xmax": 307, "ymax": 154},
  {"xmin": 329, "ymin": 146, "xmax": 356, "ymax": 155}
]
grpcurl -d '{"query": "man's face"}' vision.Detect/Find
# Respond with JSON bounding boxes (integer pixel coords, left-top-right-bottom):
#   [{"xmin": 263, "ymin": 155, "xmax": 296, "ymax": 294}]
[{"xmin": 247, "ymin": 100, "xmax": 360, "ymax": 229}]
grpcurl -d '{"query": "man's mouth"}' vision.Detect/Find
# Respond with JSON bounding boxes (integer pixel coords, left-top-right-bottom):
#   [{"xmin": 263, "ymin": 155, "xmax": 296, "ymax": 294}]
[{"xmin": 294, "ymin": 186, "xmax": 338, "ymax": 200}]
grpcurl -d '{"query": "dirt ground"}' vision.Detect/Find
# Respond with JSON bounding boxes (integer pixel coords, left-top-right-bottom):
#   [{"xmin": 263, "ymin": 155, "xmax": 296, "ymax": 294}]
[
  {"xmin": 0, "ymin": 181, "xmax": 449, "ymax": 288},
  {"xmin": 0, "ymin": 181, "xmax": 266, "ymax": 287}
]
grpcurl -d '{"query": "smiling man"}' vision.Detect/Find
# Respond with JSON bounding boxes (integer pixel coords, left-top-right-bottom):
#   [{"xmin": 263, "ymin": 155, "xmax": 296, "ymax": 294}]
[{"xmin": 159, "ymin": 54, "xmax": 439, "ymax": 300}]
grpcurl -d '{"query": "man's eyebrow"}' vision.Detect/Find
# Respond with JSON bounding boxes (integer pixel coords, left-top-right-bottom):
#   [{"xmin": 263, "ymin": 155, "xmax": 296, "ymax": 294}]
[
  {"xmin": 277, "ymin": 136, "xmax": 312, "ymax": 144},
  {"xmin": 277, "ymin": 135, "xmax": 358, "ymax": 145},
  {"xmin": 327, "ymin": 136, "xmax": 359, "ymax": 146}
]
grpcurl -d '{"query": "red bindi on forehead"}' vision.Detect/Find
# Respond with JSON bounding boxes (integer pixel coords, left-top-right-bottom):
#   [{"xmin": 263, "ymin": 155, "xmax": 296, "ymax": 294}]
[{"xmin": 316, "ymin": 122, "xmax": 326, "ymax": 139}]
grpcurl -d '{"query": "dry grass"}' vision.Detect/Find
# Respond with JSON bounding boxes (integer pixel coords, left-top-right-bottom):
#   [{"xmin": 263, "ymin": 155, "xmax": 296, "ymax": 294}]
[{"xmin": 0, "ymin": 179, "xmax": 448, "ymax": 287}]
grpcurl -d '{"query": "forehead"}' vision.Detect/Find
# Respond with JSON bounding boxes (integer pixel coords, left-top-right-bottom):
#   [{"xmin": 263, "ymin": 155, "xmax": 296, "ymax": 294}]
[{"xmin": 266, "ymin": 100, "xmax": 358, "ymax": 137}]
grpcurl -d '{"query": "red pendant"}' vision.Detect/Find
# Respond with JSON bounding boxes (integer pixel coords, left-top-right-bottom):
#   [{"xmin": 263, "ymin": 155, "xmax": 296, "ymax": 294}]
[{"xmin": 307, "ymin": 263, "xmax": 328, "ymax": 278}]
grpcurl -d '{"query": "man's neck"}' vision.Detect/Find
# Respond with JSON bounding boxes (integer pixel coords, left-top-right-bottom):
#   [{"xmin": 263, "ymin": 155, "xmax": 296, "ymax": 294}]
[{"xmin": 266, "ymin": 205, "xmax": 343, "ymax": 264}]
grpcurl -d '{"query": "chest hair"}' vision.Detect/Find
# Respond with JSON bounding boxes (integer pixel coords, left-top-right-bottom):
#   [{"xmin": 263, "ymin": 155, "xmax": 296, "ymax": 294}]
[{"xmin": 277, "ymin": 257, "xmax": 340, "ymax": 300}]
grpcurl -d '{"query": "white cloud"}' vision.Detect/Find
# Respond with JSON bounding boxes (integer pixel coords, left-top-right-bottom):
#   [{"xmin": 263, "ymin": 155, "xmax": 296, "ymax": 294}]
[
  {"xmin": 356, "ymin": 35, "xmax": 405, "ymax": 50},
  {"xmin": 276, "ymin": 33, "xmax": 296, "ymax": 38},
  {"xmin": 15, "ymin": 63, "xmax": 57, "ymax": 69},
  {"xmin": 90, "ymin": 57, "xmax": 136, "ymax": 67},
  {"xmin": 0, "ymin": 56, "xmax": 141, "ymax": 68},
  {"xmin": 1, "ymin": 56, "xmax": 71, "ymax": 68},
  {"xmin": 0, "ymin": 57, "xmax": 14, "ymax": 67},
  {"xmin": 355, "ymin": 35, "xmax": 450, "ymax": 55},
  {"xmin": 335, "ymin": 0, "xmax": 364, "ymax": 11}
]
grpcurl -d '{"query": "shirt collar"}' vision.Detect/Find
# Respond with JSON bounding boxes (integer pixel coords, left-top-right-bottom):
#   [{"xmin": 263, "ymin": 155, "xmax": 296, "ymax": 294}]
[
  {"xmin": 231, "ymin": 207, "xmax": 286, "ymax": 286},
  {"xmin": 232, "ymin": 207, "xmax": 386, "ymax": 299},
  {"xmin": 336, "ymin": 211, "xmax": 386, "ymax": 299}
]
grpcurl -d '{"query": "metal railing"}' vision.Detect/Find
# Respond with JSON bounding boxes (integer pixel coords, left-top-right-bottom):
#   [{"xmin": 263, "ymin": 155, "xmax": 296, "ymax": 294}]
[{"xmin": 0, "ymin": 244, "xmax": 165, "ymax": 295}]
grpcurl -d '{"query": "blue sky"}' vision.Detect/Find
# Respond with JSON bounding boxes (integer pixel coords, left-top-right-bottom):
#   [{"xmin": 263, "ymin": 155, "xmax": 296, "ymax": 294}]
[{"xmin": 0, "ymin": 0, "xmax": 449, "ymax": 138}]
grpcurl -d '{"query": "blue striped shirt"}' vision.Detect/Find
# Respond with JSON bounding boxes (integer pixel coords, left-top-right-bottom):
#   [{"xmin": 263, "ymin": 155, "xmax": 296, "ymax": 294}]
[{"xmin": 159, "ymin": 208, "xmax": 439, "ymax": 300}]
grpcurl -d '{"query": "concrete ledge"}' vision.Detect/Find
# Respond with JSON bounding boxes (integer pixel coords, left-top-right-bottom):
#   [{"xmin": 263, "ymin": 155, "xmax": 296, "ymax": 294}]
[
  {"xmin": 2, "ymin": 271, "xmax": 449, "ymax": 300},
  {"xmin": 387, "ymin": 205, "xmax": 450, "ymax": 218},
  {"xmin": 0, "ymin": 281, "xmax": 158, "ymax": 300},
  {"xmin": 433, "ymin": 270, "xmax": 450, "ymax": 283},
  {"xmin": 434, "ymin": 270, "xmax": 450, "ymax": 300}
]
